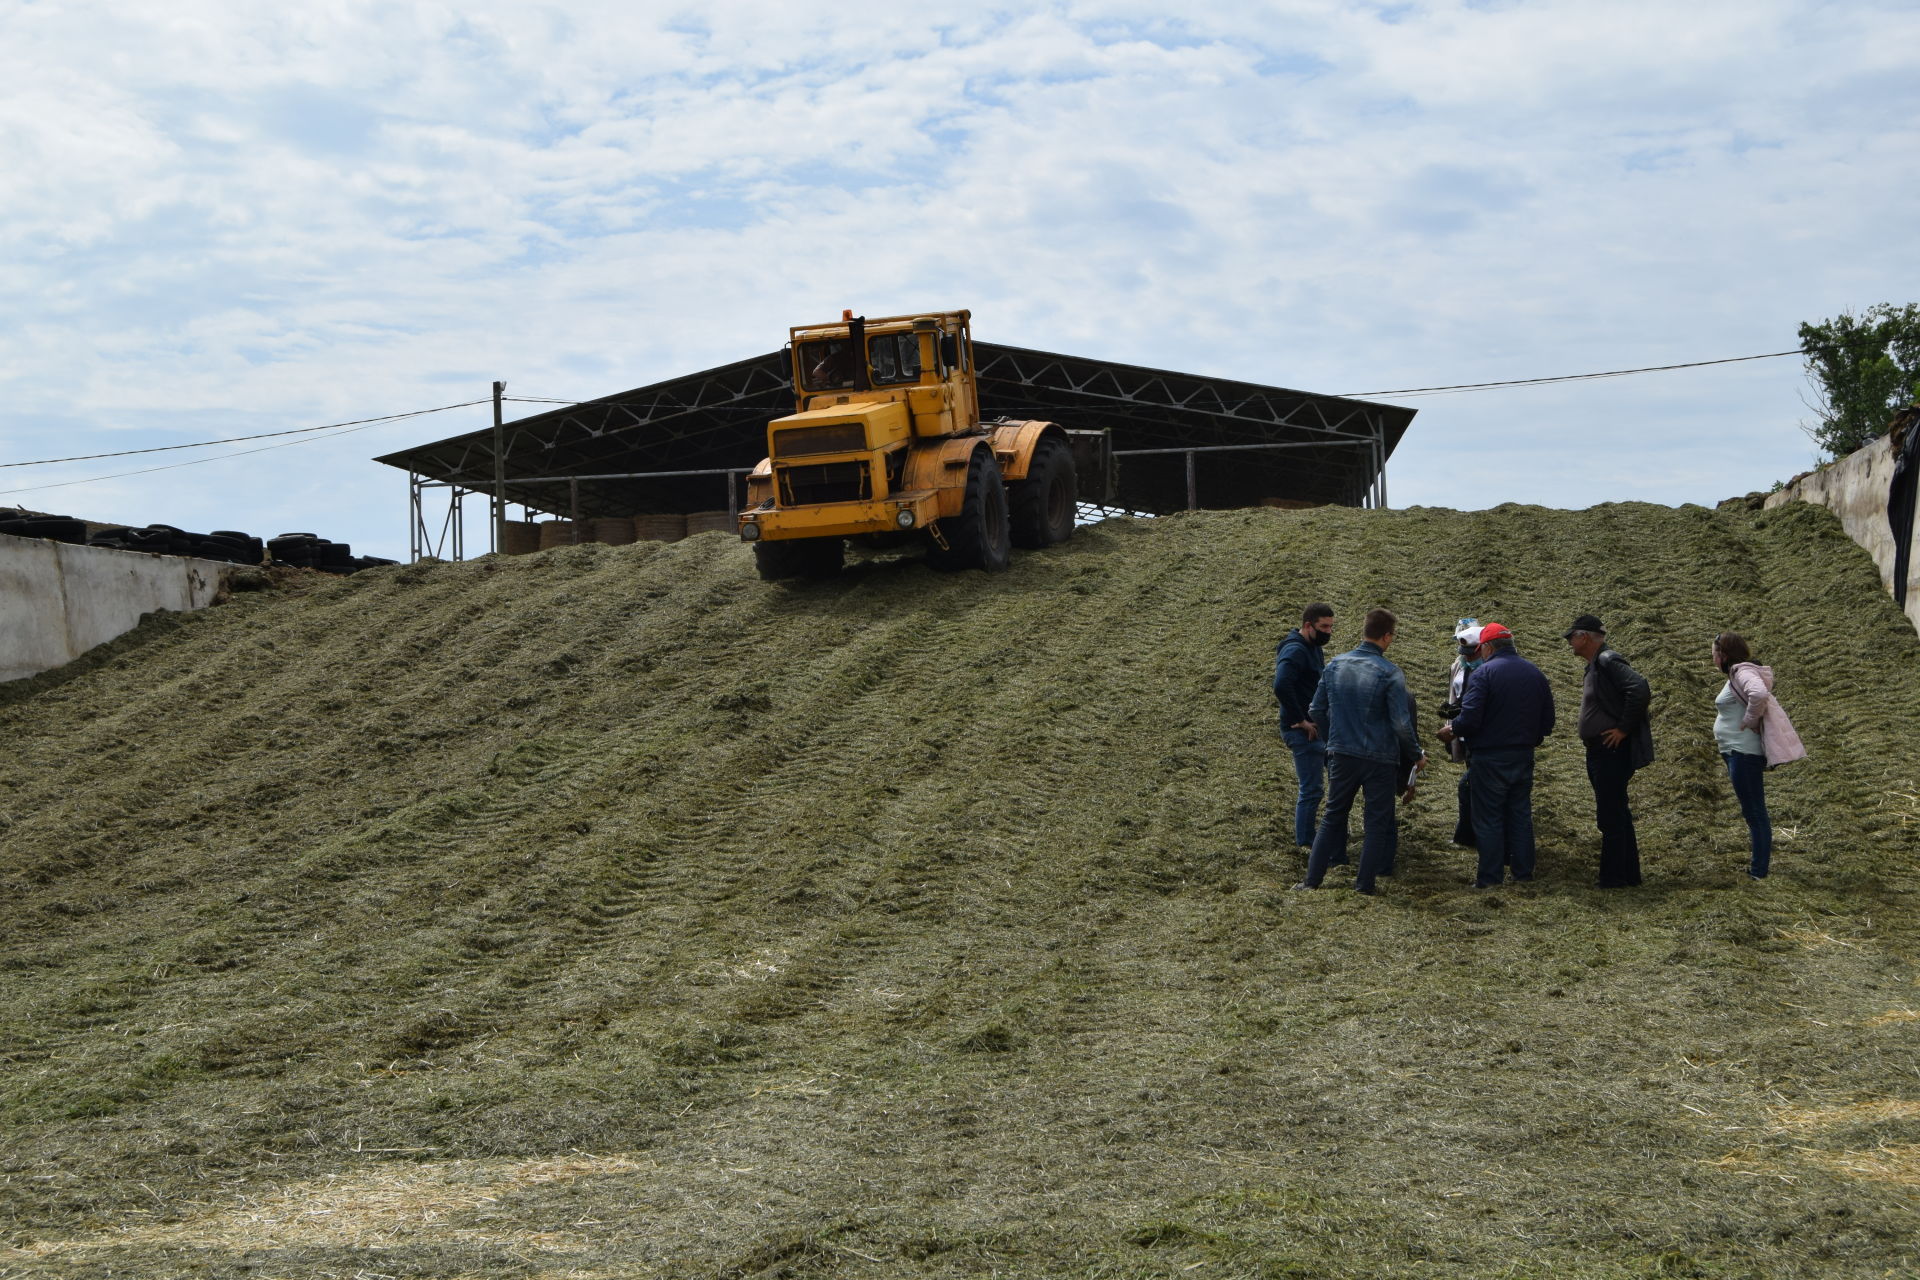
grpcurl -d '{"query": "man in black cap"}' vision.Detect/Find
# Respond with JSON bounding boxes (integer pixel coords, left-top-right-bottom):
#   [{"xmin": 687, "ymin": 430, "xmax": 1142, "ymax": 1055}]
[{"xmin": 1565, "ymin": 614, "xmax": 1653, "ymax": 888}]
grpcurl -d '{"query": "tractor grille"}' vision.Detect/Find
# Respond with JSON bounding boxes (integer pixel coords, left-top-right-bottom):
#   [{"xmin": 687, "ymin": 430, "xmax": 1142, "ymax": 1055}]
[
  {"xmin": 779, "ymin": 461, "xmax": 871, "ymax": 506},
  {"xmin": 775, "ymin": 422, "xmax": 867, "ymax": 457}
]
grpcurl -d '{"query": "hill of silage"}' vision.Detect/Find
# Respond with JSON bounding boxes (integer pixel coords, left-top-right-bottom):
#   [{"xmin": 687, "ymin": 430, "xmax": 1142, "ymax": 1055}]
[{"xmin": 1, "ymin": 501, "xmax": 1917, "ymax": 1280}]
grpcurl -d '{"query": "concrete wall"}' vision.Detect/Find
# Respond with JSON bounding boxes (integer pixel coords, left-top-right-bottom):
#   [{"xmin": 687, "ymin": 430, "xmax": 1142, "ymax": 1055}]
[
  {"xmin": 1, "ymin": 535, "xmax": 229, "ymax": 683},
  {"xmin": 1765, "ymin": 423, "xmax": 1920, "ymax": 634}
]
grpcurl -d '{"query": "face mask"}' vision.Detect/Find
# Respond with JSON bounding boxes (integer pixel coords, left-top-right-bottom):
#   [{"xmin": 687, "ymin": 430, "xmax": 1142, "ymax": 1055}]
[
  {"xmin": 1308, "ymin": 628, "xmax": 1332, "ymax": 646},
  {"xmin": 1461, "ymin": 656, "xmax": 1483, "ymax": 671}
]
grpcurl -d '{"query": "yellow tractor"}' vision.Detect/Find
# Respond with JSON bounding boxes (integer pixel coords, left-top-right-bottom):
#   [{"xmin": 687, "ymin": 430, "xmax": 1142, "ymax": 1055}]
[{"xmin": 738, "ymin": 310, "xmax": 1082, "ymax": 580}]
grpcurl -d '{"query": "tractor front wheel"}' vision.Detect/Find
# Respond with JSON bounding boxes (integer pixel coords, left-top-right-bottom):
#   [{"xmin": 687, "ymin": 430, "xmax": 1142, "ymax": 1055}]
[{"xmin": 926, "ymin": 448, "xmax": 1012, "ymax": 573}]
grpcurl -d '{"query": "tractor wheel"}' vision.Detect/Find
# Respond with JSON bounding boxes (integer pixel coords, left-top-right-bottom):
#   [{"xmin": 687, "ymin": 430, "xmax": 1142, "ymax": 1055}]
[
  {"xmin": 754, "ymin": 536, "xmax": 844, "ymax": 582},
  {"xmin": 926, "ymin": 447, "xmax": 1012, "ymax": 573},
  {"xmin": 1009, "ymin": 435, "xmax": 1077, "ymax": 549}
]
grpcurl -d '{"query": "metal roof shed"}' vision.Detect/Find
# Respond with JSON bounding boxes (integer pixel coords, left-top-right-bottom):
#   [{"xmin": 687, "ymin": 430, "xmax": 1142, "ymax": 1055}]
[{"xmin": 375, "ymin": 344, "xmax": 1414, "ymax": 559}]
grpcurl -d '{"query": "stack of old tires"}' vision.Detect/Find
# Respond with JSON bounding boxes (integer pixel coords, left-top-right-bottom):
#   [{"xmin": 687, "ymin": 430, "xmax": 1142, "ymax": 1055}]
[
  {"xmin": 266, "ymin": 533, "xmax": 396, "ymax": 575},
  {"xmin": 87, "ymin": 524, "xmax": 265, "ymax": 564},
  {"xmin": 0, "ymin": 513, "xmax": 91, "ymax": 545}
]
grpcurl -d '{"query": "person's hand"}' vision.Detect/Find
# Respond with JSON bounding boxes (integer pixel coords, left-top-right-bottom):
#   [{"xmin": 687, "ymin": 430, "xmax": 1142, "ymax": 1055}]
[
  {"xmin": 1400, "ymin": 784, "xmax": 1418, "ymax": 803},
  {"xmin": 1415, "ymin": 753, "xmax": 1429, "ymax": 773},
  {"xmin": 1293, "ymin": 720, "xmax": 1319, "ymax": 740},
  {"xmin": 1601, "ymin": 728, "xmax": 1626, "ymax": 749},
  {"xmin": 1437, "ymin": 722, "xmax": 1455, "ymax": 745}
]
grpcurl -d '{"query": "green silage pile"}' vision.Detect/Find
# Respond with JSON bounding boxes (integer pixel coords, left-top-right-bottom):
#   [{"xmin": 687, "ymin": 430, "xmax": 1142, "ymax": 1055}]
[{"xmin": 1, "ymin": 502, "xmax": 1916, "ymax": 1279}]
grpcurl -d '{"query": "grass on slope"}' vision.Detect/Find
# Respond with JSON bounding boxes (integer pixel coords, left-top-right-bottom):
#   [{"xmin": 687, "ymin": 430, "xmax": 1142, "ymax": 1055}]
[{"xmin": 1, "ymin": 501, "xmax": 1917, "ymax": 1280}]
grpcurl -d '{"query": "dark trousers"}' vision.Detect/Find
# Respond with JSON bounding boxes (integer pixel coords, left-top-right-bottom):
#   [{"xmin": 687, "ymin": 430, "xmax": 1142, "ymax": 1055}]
[
  {"xmin": 1468, "ymin": 747, "xmax": 1535, "ymax": 885},
  {"xmin": 1724, "ymin": 750, "xmax": 1771, "ymax": 877},
  {"xmin": 1453, "ymin": 767, "xmax": 1476, "ymax": 846},
  {"xmin": 1304, "ymin": 754, "xmax": 1398, "ymax": 890},
  {"xmin": 1585, "ymin": 739, "xmax": 1643, "ymax": 887},
  {"xmin": 1283, "ymin": 730, "xmax": 1328, "ymax": 845}
]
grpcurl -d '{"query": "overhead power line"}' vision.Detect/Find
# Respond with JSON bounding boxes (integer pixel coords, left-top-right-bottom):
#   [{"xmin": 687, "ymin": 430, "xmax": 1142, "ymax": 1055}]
[
  {"xmin": 0, "ymin": 345, "xmax": 1821, "ymax": 495},
  {"xmin": 509, "ymin": 348, "xmax": 1813, "ymax": 415},
  {"xmin": 0, "ymin": 399, "xmax": 489, "ymax": 499},
  {"xmin": 1, "ymin": 399, "xmax": 491, "ymax": 470},
  {"xmin": 1341, "ymin": 349, "xmax": 1805, "ymax": 399}
]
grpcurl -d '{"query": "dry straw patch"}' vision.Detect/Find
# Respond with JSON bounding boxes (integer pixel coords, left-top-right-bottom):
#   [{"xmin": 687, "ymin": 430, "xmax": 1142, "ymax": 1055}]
[
  {"xmin": 16, "ymin": 1152, "xmax": 651, "ymax": 1259},
  {"xmin": 1798, "ymin": 1144, "xmax": 1920, "ymax": 1188},
  {"xmin": 1776, "ymin": 928, "xmax": 1866, "ymax": 950},
  {"xmin": 1866, "ymin": 1007, "xmax": 1920, "ymax": 1026},
  {"xmin": 1769, "ymin": 1100, "xmax": 1920, "ymax": 1131}
]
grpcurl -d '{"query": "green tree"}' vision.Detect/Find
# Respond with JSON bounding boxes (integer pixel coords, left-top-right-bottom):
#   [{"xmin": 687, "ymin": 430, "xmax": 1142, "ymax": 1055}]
[{"xmin": 1798, "ymin": 303, "xmax": 1920, "ymax": 458}]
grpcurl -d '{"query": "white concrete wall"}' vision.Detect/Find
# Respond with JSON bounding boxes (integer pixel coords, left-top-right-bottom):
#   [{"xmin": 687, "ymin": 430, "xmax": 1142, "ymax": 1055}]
[
  {"xmin": 1765, "ymin": 424, "xmax": 1920, "ymax": 634},
  {"xmin": 1, "ymin": 535, "xmax": 229, "ymax": 683}
]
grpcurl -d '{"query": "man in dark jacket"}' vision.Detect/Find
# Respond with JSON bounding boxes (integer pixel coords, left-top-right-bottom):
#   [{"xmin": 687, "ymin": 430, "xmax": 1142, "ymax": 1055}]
[
  {"xmin": 1440, "ymin": 622, "xmax": 1554, "ymax": 888},
  {"xmin": 1565, "ymin": 614, "xmax": 1653, "ymax": 888},
  {"xmin": 1273, "ymin": 602, "xmax": 1335, "ymax": 847}
]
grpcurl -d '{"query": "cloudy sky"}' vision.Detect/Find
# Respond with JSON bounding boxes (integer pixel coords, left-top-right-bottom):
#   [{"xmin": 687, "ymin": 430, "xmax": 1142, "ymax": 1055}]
[{"xmin": 4, "ymin": 1, "xmax": 1917, "ymax": 560}]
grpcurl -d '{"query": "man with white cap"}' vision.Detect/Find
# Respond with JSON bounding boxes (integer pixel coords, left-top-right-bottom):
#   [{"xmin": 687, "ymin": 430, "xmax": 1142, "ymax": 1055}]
[{"xmin": 1441, "ymin": 619, "xmax": 1486, "ymax": 849}]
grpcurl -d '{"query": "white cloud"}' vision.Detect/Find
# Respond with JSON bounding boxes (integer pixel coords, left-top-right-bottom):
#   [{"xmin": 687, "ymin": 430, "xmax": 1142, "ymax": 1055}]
[{"xmin": 1, "ymin": 1, "xmax": 1914, "ymax": 555}]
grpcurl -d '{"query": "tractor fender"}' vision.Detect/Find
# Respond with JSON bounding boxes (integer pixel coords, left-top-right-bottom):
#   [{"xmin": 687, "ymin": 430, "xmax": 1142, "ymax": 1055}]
[
  {"xmin": 905, "ymin": 436, "xmax": 995, "ymax": 520},
  {"xmin": 985, "ymin": 419, "xmax": 1066, "ymax": 482}
]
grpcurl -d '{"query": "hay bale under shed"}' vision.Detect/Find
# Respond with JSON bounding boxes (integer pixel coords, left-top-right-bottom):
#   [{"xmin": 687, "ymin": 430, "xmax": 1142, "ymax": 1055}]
[
  {"xmin": 499, "ymin": 521, "xmax": 540, "ymax": 556},
  {"xmin": 684, "ymin": 510, "xmax": 733, "ymax": 536},
  {"xmin": 537, "ymin": 519, "xmax": 584, "ymax": 549},
  {"xmin": 591, "ymin": 518, "xmax": 635, "ymax": 546},
  {"xmin": 632, "ymin": 513, "xmax": 688, "ymax": 542}
]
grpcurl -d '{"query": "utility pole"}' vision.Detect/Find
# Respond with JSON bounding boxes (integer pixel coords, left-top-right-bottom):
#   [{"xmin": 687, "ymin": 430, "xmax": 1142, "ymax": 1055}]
[{"xmin": 492, "ymin": 380, "xmax": 506, "ymax": 552}]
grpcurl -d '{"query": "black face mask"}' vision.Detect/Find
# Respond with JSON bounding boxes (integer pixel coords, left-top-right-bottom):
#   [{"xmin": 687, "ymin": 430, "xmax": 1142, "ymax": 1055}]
[{"xmin": 1307, "ymin": 628, "xmax": 1332, "ymax": 647}]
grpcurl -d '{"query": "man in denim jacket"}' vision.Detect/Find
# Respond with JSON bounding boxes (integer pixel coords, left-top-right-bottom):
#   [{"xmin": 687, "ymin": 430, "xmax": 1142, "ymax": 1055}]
[{"xmin": 1293, "ymin": 608, "xmax": 1424, "ymax": 895}]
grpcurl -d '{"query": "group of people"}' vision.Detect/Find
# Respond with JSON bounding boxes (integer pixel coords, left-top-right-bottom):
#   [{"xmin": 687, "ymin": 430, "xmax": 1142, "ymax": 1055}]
[{"xmin": 1272, "ymin": 604, "xmax": 1806, "ymax": 893}]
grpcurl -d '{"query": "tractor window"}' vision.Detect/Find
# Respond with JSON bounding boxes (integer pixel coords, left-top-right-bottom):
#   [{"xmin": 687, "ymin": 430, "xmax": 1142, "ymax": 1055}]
[
  {"xmin": 868, "ymin": 332, "xmax": 922, "ymax": 385},
  {"xmin": 799, "ymin": 339, "xmax": 855, "ymax": 391}
]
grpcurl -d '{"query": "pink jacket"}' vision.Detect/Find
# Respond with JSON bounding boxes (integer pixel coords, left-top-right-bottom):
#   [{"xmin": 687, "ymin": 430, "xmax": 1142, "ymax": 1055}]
[{"xmin": 1728, "ymin": 662, "xmax": 1807, "ymax": 768}]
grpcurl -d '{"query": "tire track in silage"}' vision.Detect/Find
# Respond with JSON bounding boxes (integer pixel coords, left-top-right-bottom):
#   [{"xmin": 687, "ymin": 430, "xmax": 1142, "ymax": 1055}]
[
  {"xmin": 323, "ymin": 588, "xmax": 1000, "ymax": 1054},
  {"xmin": 736, "ymin": 528, "xmax": 1248, "ymax": 1043}
]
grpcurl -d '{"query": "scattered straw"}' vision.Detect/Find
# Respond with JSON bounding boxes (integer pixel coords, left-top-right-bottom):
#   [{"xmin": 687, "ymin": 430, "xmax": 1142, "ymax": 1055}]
[
  {"xmin": 1885, "ymin": 786, "xmax": 1920, "ymax": 828},
  {"xmin": 1866, "ymin": 1008, "xmax": 1920, "ymax": 1026},
  {"xmin": 1770, "ymin": 1100, "xmax": 1920, "ymax": 1131},
  {"xmin": 1799, "ymin": 1144, "xmax": 1920, "ymax": 1188},
  {"xmin": 14, "ymin": 1153, "xmax": 653, "ymax": 1259},
  {"xmin": 1777, "ymin": 929, "xmax": 1864, "ymax": 950}
]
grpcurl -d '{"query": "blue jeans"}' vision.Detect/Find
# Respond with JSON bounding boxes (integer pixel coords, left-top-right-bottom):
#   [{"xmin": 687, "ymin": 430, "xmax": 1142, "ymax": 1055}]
[
  {"xmin": 1304, "ymin": 754, "xmax": 1398, "ymax": 890},
  {"xmin": 1724, "ymin": 751, "xmax": 1772, "ymax": 877},
  {"xmin": 1283, "ymin": 728, "xmax": 1327, "ymax": 846},
  {"xmin": 1468, "ymin": 747, "xmax": 1536, "ymax": 885}
]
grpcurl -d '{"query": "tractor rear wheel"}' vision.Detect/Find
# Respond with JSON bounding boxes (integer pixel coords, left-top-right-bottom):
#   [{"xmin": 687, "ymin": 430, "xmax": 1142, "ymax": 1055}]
[
  {"xmin": 754, "ymin": 536, "xmax": 843, "ymax": 582},
  {"xmin": 927, "ymin": 447, "xmax": 1012, "ymax": 573},
  {"xmin": 1009, "ymin": 435, "xmax": 1077, "ymax": 548}
]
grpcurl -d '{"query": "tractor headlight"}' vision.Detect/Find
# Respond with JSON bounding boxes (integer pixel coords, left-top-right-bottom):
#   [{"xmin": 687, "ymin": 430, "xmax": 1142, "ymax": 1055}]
[
  {"xmin": 739, "ymin": 520, "xmax": 761, "ymax": 542},
  {"xmin": 894, "ymin": 509, "xmax": 916, "ymax": 529}
]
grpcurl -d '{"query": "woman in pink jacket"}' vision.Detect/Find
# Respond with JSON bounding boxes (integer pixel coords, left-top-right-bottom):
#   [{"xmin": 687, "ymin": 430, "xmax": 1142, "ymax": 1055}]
[{"xmin": 1710, "ymin": 632, "xmax": 1807, "ymax": 879}]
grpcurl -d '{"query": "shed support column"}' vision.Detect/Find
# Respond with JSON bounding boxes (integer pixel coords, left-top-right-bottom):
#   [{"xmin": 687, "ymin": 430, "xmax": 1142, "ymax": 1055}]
[
  {"xmin": 408, "ymin": 473, "xmax": 422, "ymax": 563},
  {"xmin": 1186, "ymin": 451, "xmax": 1197, "ymax": 511},
  {"xmin": 1375, "ymin": 416, "xmax": 1389, "ymax": 511},
  {"xmin": 491, "ymin": 380, "xmax": 506, "ymax": 554}
]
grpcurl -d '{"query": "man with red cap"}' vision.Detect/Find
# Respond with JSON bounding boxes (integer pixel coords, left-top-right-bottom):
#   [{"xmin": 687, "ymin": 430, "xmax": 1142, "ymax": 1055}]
[{"xmin": 1439, "ymin": 621, "xmax": 1555, "ymax": 888}]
